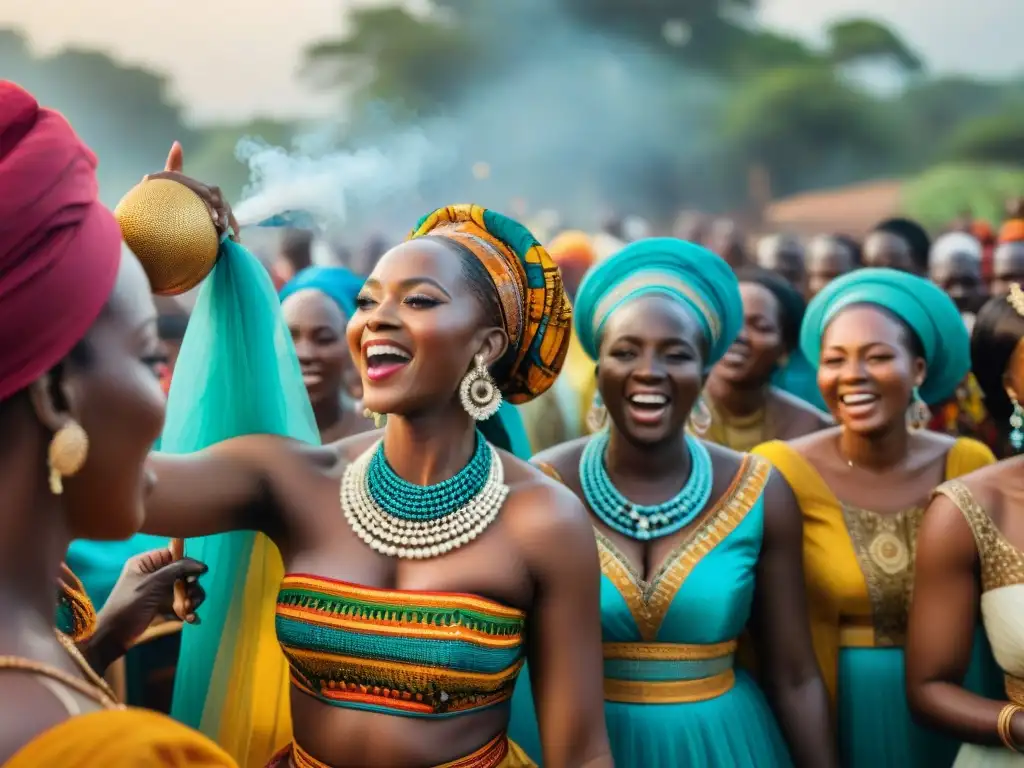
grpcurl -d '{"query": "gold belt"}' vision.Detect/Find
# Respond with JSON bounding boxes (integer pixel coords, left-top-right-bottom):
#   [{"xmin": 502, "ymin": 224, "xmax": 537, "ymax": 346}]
[
  {"xmin": 839, "ymin": 618, "xmax": 878, "ymax": 648},
  {"xmin": 602, "ymin": 640, "xmax": 737, "ymax": 705}
]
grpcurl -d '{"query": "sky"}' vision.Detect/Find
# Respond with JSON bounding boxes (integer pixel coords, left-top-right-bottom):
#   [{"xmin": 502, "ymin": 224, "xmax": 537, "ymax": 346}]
[{"xmin": 1, "ymin": 0, "xmax": 1021, "ymax": 123}]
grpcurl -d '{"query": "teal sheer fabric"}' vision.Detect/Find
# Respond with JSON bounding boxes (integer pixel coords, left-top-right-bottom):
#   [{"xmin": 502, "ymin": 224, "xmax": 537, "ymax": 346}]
[{"xmin": 161, "ymin": 239, "xmax": 318, "ymax": 752}]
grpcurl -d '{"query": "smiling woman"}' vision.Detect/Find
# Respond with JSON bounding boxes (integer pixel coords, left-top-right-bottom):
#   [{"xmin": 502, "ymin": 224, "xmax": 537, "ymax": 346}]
[
  {"xmin": 139, "ymin": 202, "xmax": 610, "ymax": 768},
  {"xmin": 509, "ymin": 238, "xmax": 837, "ymax": 767},
  {"xmin": 703, "ymin": 267, "xmax": 831, "ymax": 452},
  {"xmin": 753, "ymin": 268, "xmax": 997, "ymax": 768}
]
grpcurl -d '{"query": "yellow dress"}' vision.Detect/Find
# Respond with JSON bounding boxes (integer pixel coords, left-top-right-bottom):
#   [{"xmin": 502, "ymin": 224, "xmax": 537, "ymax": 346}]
[
  {"xmin": 752, "ymin": 437, "xmax": 996, "ymax": 768},
  {"xmin": 5, "ymin": 708, "xmax": 237, "ymax": 767}
]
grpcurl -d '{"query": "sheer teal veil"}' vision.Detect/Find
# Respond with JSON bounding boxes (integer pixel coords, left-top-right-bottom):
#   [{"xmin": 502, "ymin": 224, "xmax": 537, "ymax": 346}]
[{"xmin": 162, "ymin": 238, "xmax": 318, "ymax": 765}]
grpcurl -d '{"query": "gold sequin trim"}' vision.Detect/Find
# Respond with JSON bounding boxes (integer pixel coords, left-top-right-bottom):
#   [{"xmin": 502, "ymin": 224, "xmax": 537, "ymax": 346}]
[
  {"xmin": 603, "ymin": 669, "xmax": 735, "ymax": 704},
  {"xmin": 596, "ymin": 455, "xmax": 772, "ymax": 641},
  {"xmin": 1006, "ymin": 674, "xmax": 1024, "ymax": 706},
  {"xmin": 603, "ymin": 640, "xmax": 737, "ymax": 662},
  {"xmin": 935, "ymin": 480, "xmax": 1024, "ymax": 593}
]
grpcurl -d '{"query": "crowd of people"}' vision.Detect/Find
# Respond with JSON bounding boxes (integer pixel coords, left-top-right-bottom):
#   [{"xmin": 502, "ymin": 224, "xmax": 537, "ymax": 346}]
[{"xmin": 5, "ymin": 77, "xmax": 1024, "ymax": 768}]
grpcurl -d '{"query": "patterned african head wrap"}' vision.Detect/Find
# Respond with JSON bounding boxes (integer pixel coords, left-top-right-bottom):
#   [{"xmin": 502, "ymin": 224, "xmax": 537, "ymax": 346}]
[
  {"xmin": 408, "ymin": 204, "xmax": 572, "ymax": 404},
  {"xmin": 573, "ymin": 238, "xmax": 742, "ymax": 370},
  {"xmin": 801, "ymin": 267, "xmax": 970, "ymax": 404}
]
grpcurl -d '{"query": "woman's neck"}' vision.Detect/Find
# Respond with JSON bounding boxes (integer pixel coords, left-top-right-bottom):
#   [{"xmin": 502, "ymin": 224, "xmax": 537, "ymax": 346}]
[
  {"xmin": 382, "ymin": 406, "xmax": 478, "ymax": 486},
  {"xmin": 837, "ymin": 420, "xmax": 910, "ymax": 472},
  {"xmin": 605, "ymin": 425, "xmax": 690, "ymax": 481},
  {"xmin": 312, "ymin": 395, "xmax": 344, "ymax": 435},
  {"xmin": 0, "ymin": 462, "xmax": 70, "ymax": 644},
  {"xmin": 704, "ymin": 372, "xmax": 768, "ymax": 418}
]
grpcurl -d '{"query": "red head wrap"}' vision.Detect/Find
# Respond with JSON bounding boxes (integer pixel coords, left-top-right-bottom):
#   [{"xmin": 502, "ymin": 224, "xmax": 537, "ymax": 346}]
[{"xmin": 0, "ymin": 81, "xmax": 122, "ymax": 400}]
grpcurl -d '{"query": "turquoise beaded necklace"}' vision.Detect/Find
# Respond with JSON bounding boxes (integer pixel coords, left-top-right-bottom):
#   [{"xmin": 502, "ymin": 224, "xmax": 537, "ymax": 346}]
[
  {"xmin": 365, "ymin": 429, "xmax": 491, "ymax": 519},
  {"xmin": 579, "ymin": 430, "xmax": 714, "ymax": 541}
]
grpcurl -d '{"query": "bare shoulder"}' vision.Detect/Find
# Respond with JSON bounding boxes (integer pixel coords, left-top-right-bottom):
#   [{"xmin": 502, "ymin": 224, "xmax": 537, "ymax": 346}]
[
  {"xmin": 332, "ymin": 429, "xmax": 385, "ymax": 463},
  {"xmin": 785, "ymin": 425, "xmax": 842, "ymax": 459},
  {"xmin": 937, "ymin": 460, "xmax": 1017, "ymax": 524},
  {"xmin": 911, "ymin": 429, "xmax": 959, "ymax": 467},
  {"xmin": 499, "ymin": 451, "xmax": 596, "ymax": 561},
  {"xmin": 768, "ymin": 387, "xmax": 833, "ymax": 432},
  {"xmin": 531, "ymin": 436, "xmax": 590, "ymax": 477},
  {"xmin": 0, "ymin": 676, "xmax": 79, "ymax": 764}
]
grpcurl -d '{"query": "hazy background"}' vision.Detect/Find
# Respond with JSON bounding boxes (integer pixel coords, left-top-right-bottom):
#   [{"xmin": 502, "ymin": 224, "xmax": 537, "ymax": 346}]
[{"xmin": 4, "ymin": 0, "xmax": 1024, "ymax": 243}]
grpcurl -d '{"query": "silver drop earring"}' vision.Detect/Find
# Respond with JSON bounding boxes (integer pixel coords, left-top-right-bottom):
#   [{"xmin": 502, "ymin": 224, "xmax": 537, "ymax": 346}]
[{"xmin": 459, "ymin": 354, "xmax": 502, "ymax": 421}]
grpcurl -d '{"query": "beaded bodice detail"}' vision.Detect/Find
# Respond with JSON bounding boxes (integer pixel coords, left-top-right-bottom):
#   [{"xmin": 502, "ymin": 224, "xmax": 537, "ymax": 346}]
[
  {"xmin": 275, "ymin": 574, "xmax": 526, "ymax": 718},
  {"xmin": 936, "ymin": 480, "xmax": 1024, "ymax": 593}
]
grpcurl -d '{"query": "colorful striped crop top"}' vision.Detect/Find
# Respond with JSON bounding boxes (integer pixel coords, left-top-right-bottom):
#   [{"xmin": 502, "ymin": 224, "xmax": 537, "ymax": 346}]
[{"xmin": 275, "ymin": 574, "xmax": 527, "ymax": 718}]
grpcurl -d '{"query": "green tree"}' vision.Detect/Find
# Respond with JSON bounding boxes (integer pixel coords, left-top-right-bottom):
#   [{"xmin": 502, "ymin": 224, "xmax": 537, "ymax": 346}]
[
  {"xmin": 304, "ymin": 5, "xmax": 481, "ymax": 117},
  {"xmin": 902, "ymin": 163, "xmax": 1024, "ymax": 229},
  {"xmin": 943, "ymin": 110, "xmax": 1024, "ymax": 167},
  {"xmin": 721, "ymin": 66, "xmax": 893, "ymax": 196},
  {"xmin": 1, "ymin": 28, "xmax": 193, "ymax": 205},
  {"xmin": 826, "ymin": 18, "xmax": 923, "ymax": 72}
]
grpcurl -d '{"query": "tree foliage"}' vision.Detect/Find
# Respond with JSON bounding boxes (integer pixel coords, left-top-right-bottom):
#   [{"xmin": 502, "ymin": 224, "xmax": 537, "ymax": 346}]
[
  {"xmin": 1, "ymin": 29, "xmax": 193, "ymax": 205},
  {"xmin": 943, "ymin": 110, "xmax": 1024, "ymax": 167},
  {"xmin": 826, "ymin": 19, "xmax": 923, "ymax": 72},
  {"xmin": 903, "ymin": 163, "xmax": 1024, "ymax": 229}
]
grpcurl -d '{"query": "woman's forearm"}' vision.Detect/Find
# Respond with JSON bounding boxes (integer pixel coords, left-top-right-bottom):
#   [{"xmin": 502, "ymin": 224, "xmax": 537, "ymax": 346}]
[
  {"xmin": 911, "ymin": 681, "xmax": 1016, "ymax": 748},
  {"xmin": 767, "ymin": 675, "xmax": 839, "ymax": 768}
]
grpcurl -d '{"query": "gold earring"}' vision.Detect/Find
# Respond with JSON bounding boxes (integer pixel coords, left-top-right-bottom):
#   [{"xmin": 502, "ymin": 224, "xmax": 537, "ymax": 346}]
[
  {"xmin": 48, "ymin": 421, "xmax": 89, "ymax": 496},
  {"xmin": 363, "ymin": 408, "xmax": 387, "ymax": 429}
]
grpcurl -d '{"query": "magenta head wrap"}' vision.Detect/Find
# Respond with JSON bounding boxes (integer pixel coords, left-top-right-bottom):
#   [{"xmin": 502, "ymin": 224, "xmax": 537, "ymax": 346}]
[{"xmin": 0, "ymin": 81, "xmax": 122, "ymax": 400}]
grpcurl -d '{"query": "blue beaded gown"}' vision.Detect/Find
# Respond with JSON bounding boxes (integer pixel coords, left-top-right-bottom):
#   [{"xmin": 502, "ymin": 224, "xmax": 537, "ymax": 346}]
[{"xmin": 509, "ymin": 453, "xmax": 793, "ymax": 766}]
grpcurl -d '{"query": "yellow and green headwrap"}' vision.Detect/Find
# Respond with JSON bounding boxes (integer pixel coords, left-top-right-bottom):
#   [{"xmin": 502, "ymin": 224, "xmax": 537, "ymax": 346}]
[{"xmin": 409, "ymin": 204, "xmax": 572, "ymax": 404}]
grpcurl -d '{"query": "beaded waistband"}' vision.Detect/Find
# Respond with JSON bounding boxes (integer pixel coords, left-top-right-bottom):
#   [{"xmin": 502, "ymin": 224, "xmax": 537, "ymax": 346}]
[
  {"xmin": 277, "ymin": 575, "xmax": 525, "ymax": 718},
  {"xmin": 271, "ymin": 732, "xmax": 511, "ymax": 768},
  {"xmin": 602, "ymin": 640, "xmax": 737, "ymax": 704}
]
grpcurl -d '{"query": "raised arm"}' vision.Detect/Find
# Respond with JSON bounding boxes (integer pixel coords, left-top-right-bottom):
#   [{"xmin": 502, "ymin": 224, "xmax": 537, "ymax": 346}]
[
  {"xmin": 517, "ymin": 482, "xmax": 612, "ymax": 768},
  {"xmin": 142, "ymin": 435, "xmax": 288, "ymax": 540},
  {"xmin": 906, "ymin": 493, "xmax": 1019, "ymax": 748},
  {"xmin": 750, "ymin": 471, "xmax": 838, "ymax": 768}
]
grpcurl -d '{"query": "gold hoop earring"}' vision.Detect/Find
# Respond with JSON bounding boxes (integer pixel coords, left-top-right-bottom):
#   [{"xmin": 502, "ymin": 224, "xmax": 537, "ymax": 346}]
[
  {"xmin": 586, "ymin": 391, "xmax": 609, "ymax": 433},
  {"xmin": 688, "ymin": 396, "xmax": 712, "ymax": 436},
  {"xmin": 363, "ymin": 408, "xmax": 387, "ymax": 429},
  {"xmin": 48, "ymin": 421, "xmax": 89, "ymax": 496}
]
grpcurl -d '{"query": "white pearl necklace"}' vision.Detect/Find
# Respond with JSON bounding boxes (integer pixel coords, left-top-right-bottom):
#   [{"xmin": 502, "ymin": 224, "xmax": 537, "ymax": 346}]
[{"xmin": 341, "ymin": 440, "xmax": 509, "ymax": 559}]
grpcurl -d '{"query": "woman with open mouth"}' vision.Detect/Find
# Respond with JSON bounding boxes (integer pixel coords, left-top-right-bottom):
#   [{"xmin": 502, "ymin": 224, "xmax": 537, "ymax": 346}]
[
  {"xmin": 907, "ymin": 288, "xmax": 1024, "ymax": 766},
  {"xmin": 141, "ymin": 202, "xmax": 612, "ymax": 768},
  {"xmin": 753, "ymin": 268, "xmax": 997, "ymax": 768},
  {"xmin": 509, "ymin": 239, "xmax": 836, "ymax": 767},
  {"xmin": 702, "ymin": 267, "xmax": 831, "ymax": 453}
]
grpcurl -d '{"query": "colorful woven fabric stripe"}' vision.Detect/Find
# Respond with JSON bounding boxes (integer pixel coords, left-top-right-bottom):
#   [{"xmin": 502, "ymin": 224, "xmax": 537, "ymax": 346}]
[
  {"xmin": 276, "ymin": 574, "xmax": 526, "ymax": 718},
  {"xmin": 409, "ymin": 204, "xmax": 572, "ymax": 405}
]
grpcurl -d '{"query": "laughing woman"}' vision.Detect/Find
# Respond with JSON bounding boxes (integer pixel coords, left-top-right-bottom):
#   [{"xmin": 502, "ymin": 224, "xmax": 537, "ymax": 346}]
[
  {"xmin": 702, "ymin": 267, "xmax": 830, "ymax": 452},
  {"xmin": 141, "ymin": 202, "xmax": 612, "ymax": 768},
  {"xmin": 753, "ymin": 269, "xmax": 997, "ymax": 768},
  {"xmin": 511, "ymin": 239, "xmax": 836, "ymax": 767}
]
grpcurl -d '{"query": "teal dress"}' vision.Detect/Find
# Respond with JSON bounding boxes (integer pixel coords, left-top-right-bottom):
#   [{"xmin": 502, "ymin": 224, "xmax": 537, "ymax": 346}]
[{"xmin": 510, "ymin": 454, "xmax": 792, "ymax": 766}]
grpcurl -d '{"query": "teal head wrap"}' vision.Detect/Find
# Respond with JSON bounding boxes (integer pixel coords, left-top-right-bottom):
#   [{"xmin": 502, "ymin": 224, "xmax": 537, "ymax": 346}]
[
  {"xmin": 800, "ymin": 267, "xmax": 970, "ymax": 404},
  {"xmin": 279, "ymin": 265, "xmax": 364, "ymax": 319},
  {"xmin": 573, "ymin": 238, "xmax": 742, "ymax": 370}
]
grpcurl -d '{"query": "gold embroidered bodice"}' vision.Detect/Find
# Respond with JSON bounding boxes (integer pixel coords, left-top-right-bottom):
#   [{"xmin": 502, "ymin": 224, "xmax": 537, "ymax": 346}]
[
  {"xmin": 840, "ymin": 504, "xmax": 924, "ymax": 646},
  {"xmin": 935, "ymin": 480, "xmax": 1024, "ymax": 593}
]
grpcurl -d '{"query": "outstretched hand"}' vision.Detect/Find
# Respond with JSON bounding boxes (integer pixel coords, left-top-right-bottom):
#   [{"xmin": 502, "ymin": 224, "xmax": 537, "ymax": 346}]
[
  {"xmin": 93, "ymin": 546, "xmax": 207, "ymax": 660},
  {"xmin": 145, "ymin": 140, "xmax": 240, "ymax": 241}
]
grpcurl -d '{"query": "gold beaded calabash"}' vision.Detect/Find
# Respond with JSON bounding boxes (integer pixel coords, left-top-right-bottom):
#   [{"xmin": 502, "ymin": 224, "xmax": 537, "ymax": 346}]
[{"xmin": 114, "ymin": 178, "xmax": 219, "ymax": 296}]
